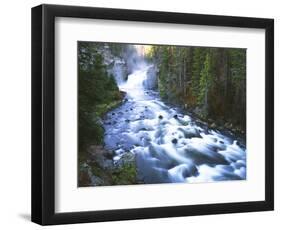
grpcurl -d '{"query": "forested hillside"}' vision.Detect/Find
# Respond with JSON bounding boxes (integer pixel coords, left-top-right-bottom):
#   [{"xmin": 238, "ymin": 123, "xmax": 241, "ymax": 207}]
[
  {"xmin": 78, "ymin": 42, "xmax": 127, "ymax": 150},
  {"xmin": 78, "ymin": 42, "xmax": 143, "ymax": 187},
  {"xmin": 146, "ymin": 46, "xmax": 246, "ymax": 133}
]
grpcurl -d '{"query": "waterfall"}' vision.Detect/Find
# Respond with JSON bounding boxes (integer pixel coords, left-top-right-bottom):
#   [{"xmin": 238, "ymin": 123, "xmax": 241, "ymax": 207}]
[{"xmin": 102, "ymin": 50, "xmax": 246, "ymax": 185}]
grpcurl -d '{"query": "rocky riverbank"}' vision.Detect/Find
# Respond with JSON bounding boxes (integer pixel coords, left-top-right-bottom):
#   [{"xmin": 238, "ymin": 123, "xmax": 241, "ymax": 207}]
[
  {"xmin": 159, "ymin": 100, "xmax": 246, "ymax": 140},
  {"xmin": 188, "ymin": 105, "xmax": 246, "ymax": 137},
  {"xmin": 79, "ymin": 145, "xmax": 141, "ymax": 186}
]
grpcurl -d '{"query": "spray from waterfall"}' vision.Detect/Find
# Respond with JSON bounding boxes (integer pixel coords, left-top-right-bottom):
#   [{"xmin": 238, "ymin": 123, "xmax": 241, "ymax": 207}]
[{"xmin": 117, "ymin": 45, "xmax": 157, "ymax": 94}]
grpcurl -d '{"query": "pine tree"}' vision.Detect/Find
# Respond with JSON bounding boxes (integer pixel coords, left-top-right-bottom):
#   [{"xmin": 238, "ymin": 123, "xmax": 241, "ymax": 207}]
[{"xmin": 198, "ymin": 53, "xmax": 212, "ymax": 107}]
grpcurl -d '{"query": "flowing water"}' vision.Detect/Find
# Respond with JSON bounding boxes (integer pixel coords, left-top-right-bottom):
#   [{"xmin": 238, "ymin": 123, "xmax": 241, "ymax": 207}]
[{"xmin": 103, "ymin": 64, "xmax": 246, "ymax": 184}]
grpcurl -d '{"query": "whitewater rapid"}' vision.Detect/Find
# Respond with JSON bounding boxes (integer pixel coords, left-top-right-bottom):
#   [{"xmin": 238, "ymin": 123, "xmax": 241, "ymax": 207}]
[{"xmin": 103, "ymin": 65, "xmax": 246, "ymax": 184}]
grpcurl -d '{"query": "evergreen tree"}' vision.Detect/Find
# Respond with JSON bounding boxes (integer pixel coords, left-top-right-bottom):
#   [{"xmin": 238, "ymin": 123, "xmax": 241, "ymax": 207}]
[
  {"xmin": 147, "ymin": 45, "xmax": 246, "ymax": 133},
  {"xmin": 78, "ymin": 42, "xmax": 123, "ymax": 150},
  {"xmin": 198, "ymin": 53, "xmax": 212, "ymax": 111}
]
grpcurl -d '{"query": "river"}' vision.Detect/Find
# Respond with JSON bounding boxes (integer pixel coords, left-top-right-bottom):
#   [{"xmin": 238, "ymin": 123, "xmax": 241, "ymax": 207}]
[{"xmin": 103, "ymin": 63, "xmax": 246, "ymax": 184}]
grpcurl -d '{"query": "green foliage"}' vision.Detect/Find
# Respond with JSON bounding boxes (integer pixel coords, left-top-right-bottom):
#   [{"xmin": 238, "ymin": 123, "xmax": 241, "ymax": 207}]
[
  {"xmin": 78, "ymin": 42, "xmax": 123, "ymax": 150},
  {"xmin": 112, "ymin": 163, "xmax": 137, "ymax": 185},
  {"xmin": 228, "ymin": 49, "xmax": 246, "ymax": 84},
  {"xmin": 227, "ymin": 49, "xmax": 246, "ymax": 128},
  {"xmin": 191, "ymin": 48, "xmax": 207, "ymax": 97},
  {"xmin": 107, "ymin": 43, "xmax": 125, "ymax": 57},
  {"xmin": 158, "ymin": 47, "xmax": 170, "ymax": 99},
  {"xmin": 198, "ymin": 53, "xmax": 212, "ymax": 105},
  {"xmin": 148, "ymin": 45, "xmax": 246, "ymax": 132},
  {"xmin": 95, "ymin": 100, "xmax": 123, "ymax": 117},
  {"xmin": 79, "ymin": 153, "xmax": 138, "ymax": 186}
]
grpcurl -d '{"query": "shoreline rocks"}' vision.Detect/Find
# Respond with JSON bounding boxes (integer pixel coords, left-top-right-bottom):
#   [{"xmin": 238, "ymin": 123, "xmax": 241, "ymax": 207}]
[
  {"xmin": 183, "ymin": 106, "xmax": 246, "ymax": 138},
  {"xmin": 78, "ymin": 145, "xmax": 140, "ymax": 187}
]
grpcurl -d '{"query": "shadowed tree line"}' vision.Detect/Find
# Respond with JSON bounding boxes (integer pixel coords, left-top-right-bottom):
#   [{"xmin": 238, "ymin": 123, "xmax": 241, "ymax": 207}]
[
  {"xmin": 78, "ymin": 42, "xmax": 141, "ymax": 187},
  {"xmin": 146, "ymin": 46, "xmax": 246, "ymax": 133},
  {"xmin": 78, "ymin": 42, "xmax": 127, "ymax": 150}
]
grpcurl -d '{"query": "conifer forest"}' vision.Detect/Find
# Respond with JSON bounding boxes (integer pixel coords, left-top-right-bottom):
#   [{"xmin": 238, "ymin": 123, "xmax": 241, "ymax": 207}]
[{"xmin": 78, "ymin": 42, "xmax": 246, "ymax": 186}]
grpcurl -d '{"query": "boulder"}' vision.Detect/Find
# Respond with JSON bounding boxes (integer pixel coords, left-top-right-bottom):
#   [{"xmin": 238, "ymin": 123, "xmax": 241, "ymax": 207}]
[
  {"xmin": 88, "ymin": 145, "xmax": 114, "ymax": 169},
  {"xmin": 115, "ymin": 151, "xmax": 135, "ymax": 168}
]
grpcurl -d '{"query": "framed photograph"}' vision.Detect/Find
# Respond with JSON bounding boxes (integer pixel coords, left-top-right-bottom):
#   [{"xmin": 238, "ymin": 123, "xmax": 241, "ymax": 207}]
[{"xmin": 31, "ymin": 4, "xmax": 274, "ymax": 225}]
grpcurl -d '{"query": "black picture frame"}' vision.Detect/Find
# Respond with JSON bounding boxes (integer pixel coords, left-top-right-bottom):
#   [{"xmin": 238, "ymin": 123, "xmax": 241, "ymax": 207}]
[{"xmin": 31, "ymin": 4, "xmax": 274, "ymax": 225}]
